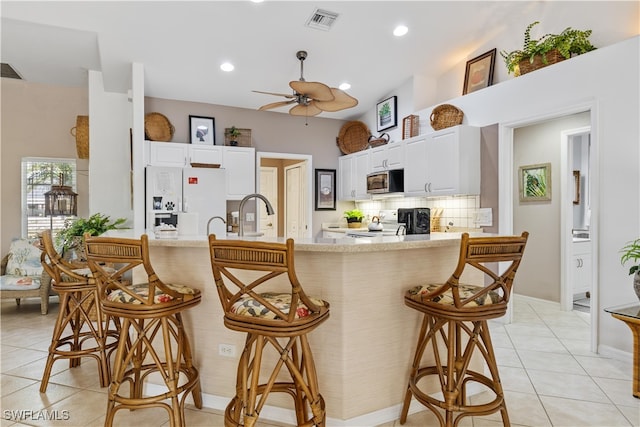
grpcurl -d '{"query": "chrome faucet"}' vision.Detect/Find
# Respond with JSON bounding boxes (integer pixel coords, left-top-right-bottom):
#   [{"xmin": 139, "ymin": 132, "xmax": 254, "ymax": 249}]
[
  {"xmin": 238, "ymin": 193, "xmax": 275, "ymax": 237},
  {"xmin": 206, "ymin": 216, "xmax": 226, "ymax": 235}
]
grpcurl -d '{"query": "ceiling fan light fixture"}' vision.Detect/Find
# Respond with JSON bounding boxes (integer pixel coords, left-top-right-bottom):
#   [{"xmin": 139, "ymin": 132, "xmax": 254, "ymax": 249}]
[{"xmin": 339, "ymin": 82, "xmax": 351, "ymax": 90}]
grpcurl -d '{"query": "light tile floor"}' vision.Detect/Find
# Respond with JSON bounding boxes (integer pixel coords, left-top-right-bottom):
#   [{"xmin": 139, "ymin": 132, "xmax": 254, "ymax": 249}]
[{"xmin": 1, "ymin": 296, "xmax": 638, "ymax": 426}]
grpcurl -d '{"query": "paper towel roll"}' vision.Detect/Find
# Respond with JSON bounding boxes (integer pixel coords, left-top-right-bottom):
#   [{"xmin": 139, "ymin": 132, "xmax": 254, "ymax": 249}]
[{"xmin": 178, "ymin": 212, "xmax": 199, "ymax": 235}]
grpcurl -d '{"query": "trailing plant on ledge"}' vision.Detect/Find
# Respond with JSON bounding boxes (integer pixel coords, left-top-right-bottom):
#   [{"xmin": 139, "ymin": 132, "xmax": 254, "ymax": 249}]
[{"xmin": 500, "ymin": 21, "xmax": 596, "ymax": 75}]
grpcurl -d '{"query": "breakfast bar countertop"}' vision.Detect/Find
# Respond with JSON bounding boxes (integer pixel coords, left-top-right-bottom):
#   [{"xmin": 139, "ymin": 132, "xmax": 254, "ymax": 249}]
[{"xmin": 105, "ymin": 229, "xmax": 491, "ymax": 253}]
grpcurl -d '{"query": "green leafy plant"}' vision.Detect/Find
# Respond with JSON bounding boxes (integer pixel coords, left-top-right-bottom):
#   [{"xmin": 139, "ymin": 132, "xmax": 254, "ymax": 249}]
[
  {"xmin": 226, "ymin": 126, "xmax": 241, "ymax": 138},
  {"xmin": 344, "ymin": 209, "xmax": 364, "ymax": 222},
  {"xmin": 620, "ymin": 238, "xmax": 640, "ymax": 276},
  {"xmin": 378, "ymin": 102, "xmax": 391, "ymax": 117},
  {"xmin": 56, "ymin": 213, "xmax": 126, "ymax": 252},
  {"xmin": 500, "ymin": 21, "xmax": 596, "ymax": 75}
]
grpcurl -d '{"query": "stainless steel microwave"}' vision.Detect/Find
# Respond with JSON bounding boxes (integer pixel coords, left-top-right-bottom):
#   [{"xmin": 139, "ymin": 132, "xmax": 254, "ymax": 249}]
[{"xmin": 366, "ymin": 169, "xmax": 404, "ymax": 194}]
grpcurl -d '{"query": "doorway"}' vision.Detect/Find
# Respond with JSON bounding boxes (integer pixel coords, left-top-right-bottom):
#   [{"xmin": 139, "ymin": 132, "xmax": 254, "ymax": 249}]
[
  {"xmin": 499, "ymin": 104, "xmax": 599, "ymax": 352},
  {"xmin": 256, "ymin": 152, "xmax": 313, "ymax": 238}
]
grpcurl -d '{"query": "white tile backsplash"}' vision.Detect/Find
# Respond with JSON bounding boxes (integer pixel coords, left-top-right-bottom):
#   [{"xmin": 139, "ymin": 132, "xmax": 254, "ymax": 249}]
[{"xmin": 356, "ymin": 195, "xmax": 480, "ymax": 228}]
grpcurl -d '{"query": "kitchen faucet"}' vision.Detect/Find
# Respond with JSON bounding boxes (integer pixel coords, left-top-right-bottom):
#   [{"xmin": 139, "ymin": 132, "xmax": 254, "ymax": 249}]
[
  {"xmin": 238, "ymin": 193, "xmax": 275, "ymax": 237},
  {"xmin": 206, "ymin": 216, "xmax": 226, "ymax": 235}
]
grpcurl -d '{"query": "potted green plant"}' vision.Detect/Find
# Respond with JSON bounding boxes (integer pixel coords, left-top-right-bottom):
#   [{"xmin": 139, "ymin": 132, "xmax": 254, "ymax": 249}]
[
  {"xmin": 344, "ymin": 209, "xmax": 365, "ymax": 229},
  {"xmin": 378, "ymin": 102, "xmax": 391, "ymax": 126},
  {"xmin": 56, "ymin": 213, "xmax": 126, "ymax": 262},
  {"xmin": 620, "ymin": 238, "xmax": 640, "ymax": 301},
  {"xmin": 226, "ymin": 126, "xmax": 242, "ymax": 146},
  {"xmin": 500, "ymin": 21, "xmax": 596, "ymax": 76}
]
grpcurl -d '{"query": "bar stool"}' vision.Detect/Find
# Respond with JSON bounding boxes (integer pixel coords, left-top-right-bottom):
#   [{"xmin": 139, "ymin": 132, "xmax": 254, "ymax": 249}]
[
  {"xmin": 400, "ymin": 232, "xmax": 529, "ymax": 427},
  {"xmin": 84, "ymin": 234, "xmax": 202, "ymax": 427},
  {"xmin": 208, "ymin": 236, "xmax": 330, "ymax": 427},
  {"xmin": 39, "ymin": 230, "xmax": 120, "ymax": 392}
]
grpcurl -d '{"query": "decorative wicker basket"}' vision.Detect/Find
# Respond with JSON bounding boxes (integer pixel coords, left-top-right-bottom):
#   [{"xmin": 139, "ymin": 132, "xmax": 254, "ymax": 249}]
[
  {"xmin": 70, "ymin": 115, "xmax": 89, "ymax": 159},
  {"xmin": 368, "ymin": 133, "xmax": 389, "ymax": 148},
  {"xmin": 144, "ymin": 112, "xmax": 175, "ymax": 141},
  {"xmin": 430, "ymin": 104, "xmax": 464, "ymax": 131},
  {"xmin": 337, "ymin": 121, "xmax": 370, "ymax": 154},
  {"xmin": 518, "ymin": 49, "xmax": 566, "ymax": 75}
]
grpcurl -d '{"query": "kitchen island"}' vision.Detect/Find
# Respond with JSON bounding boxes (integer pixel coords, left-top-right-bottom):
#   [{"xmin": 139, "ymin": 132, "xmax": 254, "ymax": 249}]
[{"xmin": 112, "ymin": 231, "xmax": 487, "ymax": 426}]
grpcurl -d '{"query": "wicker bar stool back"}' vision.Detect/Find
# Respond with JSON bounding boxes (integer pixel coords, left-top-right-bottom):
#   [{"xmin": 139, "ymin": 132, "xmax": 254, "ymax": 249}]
[
  {"xmin": 400, "ymin": 232, "xmax": 529, "ymax": 427},
  {"xmin": 208, "ymin": 236, "xmax": 330, "ymax": 427},
  {"xmin": 39, "ymin": 230, "xmax": 119, "ymax": 393},
  {"xmin": 84, "ymin": 234, "xmax": 202, "ymax": 427}
]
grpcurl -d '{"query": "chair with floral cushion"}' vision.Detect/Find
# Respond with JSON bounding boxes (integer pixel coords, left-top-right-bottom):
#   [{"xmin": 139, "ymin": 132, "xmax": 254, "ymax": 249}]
[
  {"xmin": 208, "ymin": 236, "xmax": 330, "ymax": 427},
  {"xmin": 39, "ymin": 229, "xmax": 120, "ymax": 392},
  {"xmin": 0, "ymin": 237, "xmax": 51, "ymax": 315},
  {"xmin": 84, "ymin": 233, "xmax": 202, "ymax": 427},
  {"xmin": 399, "ymin": 232, "xmax": 529, "ymax": 427}
]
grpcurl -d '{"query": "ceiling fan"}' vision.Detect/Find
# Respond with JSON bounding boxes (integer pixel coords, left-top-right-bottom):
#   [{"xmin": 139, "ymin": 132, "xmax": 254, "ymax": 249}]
[{"xmin": 253, "ymin": 50, "xmax": 358, "ymax": 117}]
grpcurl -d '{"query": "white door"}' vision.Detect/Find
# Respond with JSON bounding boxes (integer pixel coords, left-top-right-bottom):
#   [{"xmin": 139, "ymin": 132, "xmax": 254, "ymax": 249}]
[
  {"xmin": 259, "ymin": 166, "xmax": 278, "ymax": 237},
  {"xmin": 285, "ymin": 162, "xmax": 306, "ymax": 239}
]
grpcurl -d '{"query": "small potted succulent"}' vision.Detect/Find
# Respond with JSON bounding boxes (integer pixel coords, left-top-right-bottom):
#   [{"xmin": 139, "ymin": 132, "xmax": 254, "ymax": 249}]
[
  {"xmin": 500, "ymin": 21, "xmax": 596, "ymax": 76},
  {"xmin": 226, "ymin": 126, "xmax": 242, "ymax": 146},
  {"xmin": 344, "ymin": 209, "xmax": 365, "ymax": 229},
  {"xmin": 620, "ymin": 238, "xmax": 640, "ymax": 301}
]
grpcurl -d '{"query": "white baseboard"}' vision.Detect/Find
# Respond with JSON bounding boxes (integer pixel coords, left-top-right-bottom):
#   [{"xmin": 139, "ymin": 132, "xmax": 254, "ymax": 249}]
[{"xmin": 597, "ymin": 344, "xmax": 633, "ymax": 363}]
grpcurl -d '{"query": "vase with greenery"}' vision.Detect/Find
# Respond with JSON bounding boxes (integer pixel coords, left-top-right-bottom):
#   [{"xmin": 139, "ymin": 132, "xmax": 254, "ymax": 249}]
[
  {"xmin": 344, "ymin": 209, "xmax": 364, "ymax": 228},
  {"xmin": 620, "ymin": 238, "xmax": 640, "ymax": 301},
  {"xmin": 500, "ymin": 21, "xmax": 596, "ymax": 76},
  {"xmin": 226, "ymin": 126, "xmax": 242, "ymax": 146},
  {"xmin": 56, "ymin": 213, "xmax": 126, "ymax": 263}
]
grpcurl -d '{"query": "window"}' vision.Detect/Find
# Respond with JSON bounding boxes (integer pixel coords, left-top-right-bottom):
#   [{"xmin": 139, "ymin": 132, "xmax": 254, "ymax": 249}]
[{"xmin": 22, "ymin": 158, "xmax": 77, "ymax": 239}]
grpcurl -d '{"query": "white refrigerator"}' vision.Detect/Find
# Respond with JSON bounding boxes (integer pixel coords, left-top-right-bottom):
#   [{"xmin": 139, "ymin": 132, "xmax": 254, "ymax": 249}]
[{"xmin": 146, "ymin": 166, "xmax": 227, "ymax": 237}]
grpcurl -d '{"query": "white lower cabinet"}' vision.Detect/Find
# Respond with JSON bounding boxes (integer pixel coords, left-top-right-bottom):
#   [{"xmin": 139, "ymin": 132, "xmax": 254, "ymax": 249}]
[
  {"xmin": 403, "ymin": 126, "xmax": 480, "ymax": 197},
  {"xmin": 572, "ymin": 241, "xmax": 592, "ymax": 298},
  {"xmin": 338, "ymin": 151, "xmax": 370, "ymax": 201}
]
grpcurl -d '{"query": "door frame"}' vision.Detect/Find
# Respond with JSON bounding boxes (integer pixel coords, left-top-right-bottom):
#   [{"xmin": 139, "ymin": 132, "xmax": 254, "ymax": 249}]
[
  {"xmin": 284, "ymin": 162, "xmax": 306, "ymax": 239},
  {"xmin": 498, "ymin": 101, "xmax": 599, "ymax": 352},
  {"xmin": 256, "ymin": 152, "xmax": 313, "ymax": 238}
]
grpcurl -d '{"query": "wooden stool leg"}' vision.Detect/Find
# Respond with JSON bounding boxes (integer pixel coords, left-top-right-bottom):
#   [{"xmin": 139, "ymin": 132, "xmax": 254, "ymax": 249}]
[{"xmin": 400, "ymin": 314, "xmax": 431, "ymax": 424}]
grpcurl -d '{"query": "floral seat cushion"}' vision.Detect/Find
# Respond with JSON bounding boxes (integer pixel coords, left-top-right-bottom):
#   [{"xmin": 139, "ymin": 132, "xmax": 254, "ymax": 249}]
[
  {"xmin": 0, "ymin": 275, "xmax": 41, "ymax": 291},
  {"xmin": 5, "ymin": 239, "xmax": 43, "ymax": 276},
  {"xmin": 230, "ymin": 292, "xmax": 326, "ymax": 320},
  {"xmin": 407, "ymin": 283, "xmax": 500, "ymax": 307},
  {"xmin": 106, "ymin": 282, "xmax": 196, "ymax": 304}
]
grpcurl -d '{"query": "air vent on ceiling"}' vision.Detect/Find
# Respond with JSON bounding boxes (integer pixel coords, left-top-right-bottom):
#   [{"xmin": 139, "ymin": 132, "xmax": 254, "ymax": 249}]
[
  {"xmin": 1, "ymin": 63, "xmax": 23, "ymax": 80},
  {"xmin": 305, "ymin": 8, "xmax": 339, "ymax": 31}
]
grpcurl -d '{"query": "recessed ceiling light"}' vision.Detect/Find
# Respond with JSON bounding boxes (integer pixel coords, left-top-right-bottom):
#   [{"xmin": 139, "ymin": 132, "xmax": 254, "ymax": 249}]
[
  {"xmin": 220, "ymin": 62, "xmax": 234, "ymax": 72},
  {"xmin": 393, "ymin": 25, "xmax": 408, "ymax": 37},
  {"xmin": 251, "ymin": 0, "xmax": 264, "ymax": 3},
  {"xmin": 339, "ymin": 82, "xmax": 351, "ymax": 91}
]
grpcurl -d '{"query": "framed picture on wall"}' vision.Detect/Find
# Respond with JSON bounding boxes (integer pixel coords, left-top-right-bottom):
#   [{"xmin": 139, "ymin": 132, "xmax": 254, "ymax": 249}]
[
  {"xmin": 519, "ymin": 163, "xmax": 551, "ymax": 202},
  {"xmin": 462, "ymin": 48, "xmax": 496, "ymax": 95},
  {"xmin": 376, "ymin": 96, "xmax": 397, "ymax": 132},
  {"xmin": 315, "ymin": 169, "xmax": 336, "ymax": 210},
  {"xmin": 189, "ymin": 115, "xmax": 215, "ymax": 145}
]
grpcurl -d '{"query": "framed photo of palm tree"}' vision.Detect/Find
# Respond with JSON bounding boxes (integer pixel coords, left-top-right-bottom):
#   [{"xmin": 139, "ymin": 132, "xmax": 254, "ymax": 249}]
[{"xmin": 519, "ymin": 163, "xmax": 551, "ymax": 202}]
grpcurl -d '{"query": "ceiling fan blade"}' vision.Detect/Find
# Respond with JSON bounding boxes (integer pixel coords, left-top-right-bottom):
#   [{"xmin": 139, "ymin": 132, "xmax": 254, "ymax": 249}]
[
  {"xmin": 252, "ymin": 90, "xmax": 295, "ymax": 99},
  {"xmin": 315, "ymin": 88, "xmax": 359, "ymax": 112},
  {"xmin": 258, "ymin": 100, "xmax": 295, "ymax": 111},
  {"xmin": 289, "ymin": 102, "xmax": 323, "ymax": 117},
  {"xmin": 289, "ymin": 81, "xmax": 334, "ymax": 102}
]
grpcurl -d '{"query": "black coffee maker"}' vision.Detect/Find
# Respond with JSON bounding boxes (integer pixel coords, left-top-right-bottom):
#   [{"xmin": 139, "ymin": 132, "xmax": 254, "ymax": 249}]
[{"xmin": 397, "ymin": 208, "xmax": 431, "ymax": 234}]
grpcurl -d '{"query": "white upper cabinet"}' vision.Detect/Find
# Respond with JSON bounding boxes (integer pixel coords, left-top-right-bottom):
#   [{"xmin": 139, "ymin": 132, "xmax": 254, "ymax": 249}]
[
  {"xmin": 338, "ymin": 150, "xmax": 370, "ymax": 201},
  {"xmin": 403, "ymin": 125, "xmax": 480, "ymax": 197},
  {"xmin": 370, "ymin": 143, "xmax": 404, "ymax": 172},
  {"xmin": 222, "ymin": 146, "xmax": 255, "ymax": 200},
  {"xmin": 189, "ymin": 145, "xmax": 223, "ymax": 165},
  {"xmin": 147, "ymin": 141, "xmax": 223, "ymax": 167}
]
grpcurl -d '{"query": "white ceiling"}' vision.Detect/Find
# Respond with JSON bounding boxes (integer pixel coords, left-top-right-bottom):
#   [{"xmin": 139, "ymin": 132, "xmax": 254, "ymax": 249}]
[{"xmin": 1, "ymin": 1, "xmax": 638, "ymax": 121}]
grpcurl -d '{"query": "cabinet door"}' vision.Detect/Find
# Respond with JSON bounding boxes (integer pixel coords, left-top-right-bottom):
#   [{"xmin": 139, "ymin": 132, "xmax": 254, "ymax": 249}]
[
  {"xmin": 189, "ymin": 145, "xmax": 223, "ymax": 165},
  {"xmin": 223, "ymin": 147, "xmax": 255, "ymax": 200},
  {"xmin": 572, "ymin": 242, "xmax": 592, "ymax": 296},
  {"xmin": 148, "ymin": 141, "xmax": 188, "ymax": 167},
  {"xmin": 353, "ymin": 151, "xmax": 370, "ymax": 199},
  {"xmin": 370, "ymin": 144, "xmax": 404, "ymax": 172},
  {"xmin": 338, "ymin": 156, "xmax": 354, "ymax": 200},
  {"xmin": 425, "ymin": 130, "xmax": 458, "ymax": 195},
  {"xmin": 403, "ymin": 137, "xmax": 428, "ymax": 195}
]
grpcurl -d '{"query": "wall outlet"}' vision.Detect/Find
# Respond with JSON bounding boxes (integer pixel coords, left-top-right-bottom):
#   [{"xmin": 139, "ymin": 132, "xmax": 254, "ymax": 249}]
[
  {"xmin": 246, "ymin": 212, "xmax": 255, "ymax": 222},
  {"xmin": 218, "ymin": 343, "xmax": 236, "ymax": 357}
]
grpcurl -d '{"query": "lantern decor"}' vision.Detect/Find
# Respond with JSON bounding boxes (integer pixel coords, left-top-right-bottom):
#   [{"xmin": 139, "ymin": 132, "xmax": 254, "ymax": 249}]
[{"xmin": 45, "ymin": 174, "xmax": 77, "ymax": 217}]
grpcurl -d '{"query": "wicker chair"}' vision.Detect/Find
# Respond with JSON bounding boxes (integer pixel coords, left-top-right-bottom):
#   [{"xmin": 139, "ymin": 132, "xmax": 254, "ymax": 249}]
[
  {"xmin": 208, "ymin": 236, "xmax": 330, "ymax": 427},
  {"xmin": 39, "ymin": 230, "xmax": 120, "ymax": 392},
  {"xmin": 400, "ymin": 232, "xmax": 529, "ymax": 427},
  {"xmin": 1, "ymin": 239, "xmax": 51, "ymax": 315},
  {"xmin": 84, "ymin": 234, "xmax": 202, "ymax": 427}
]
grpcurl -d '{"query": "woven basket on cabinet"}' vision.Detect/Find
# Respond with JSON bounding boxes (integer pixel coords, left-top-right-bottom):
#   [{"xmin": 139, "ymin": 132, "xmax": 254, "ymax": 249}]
[{"xmin": 430, "ymin": 104, "xmax": 464, "ymax": 131}]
